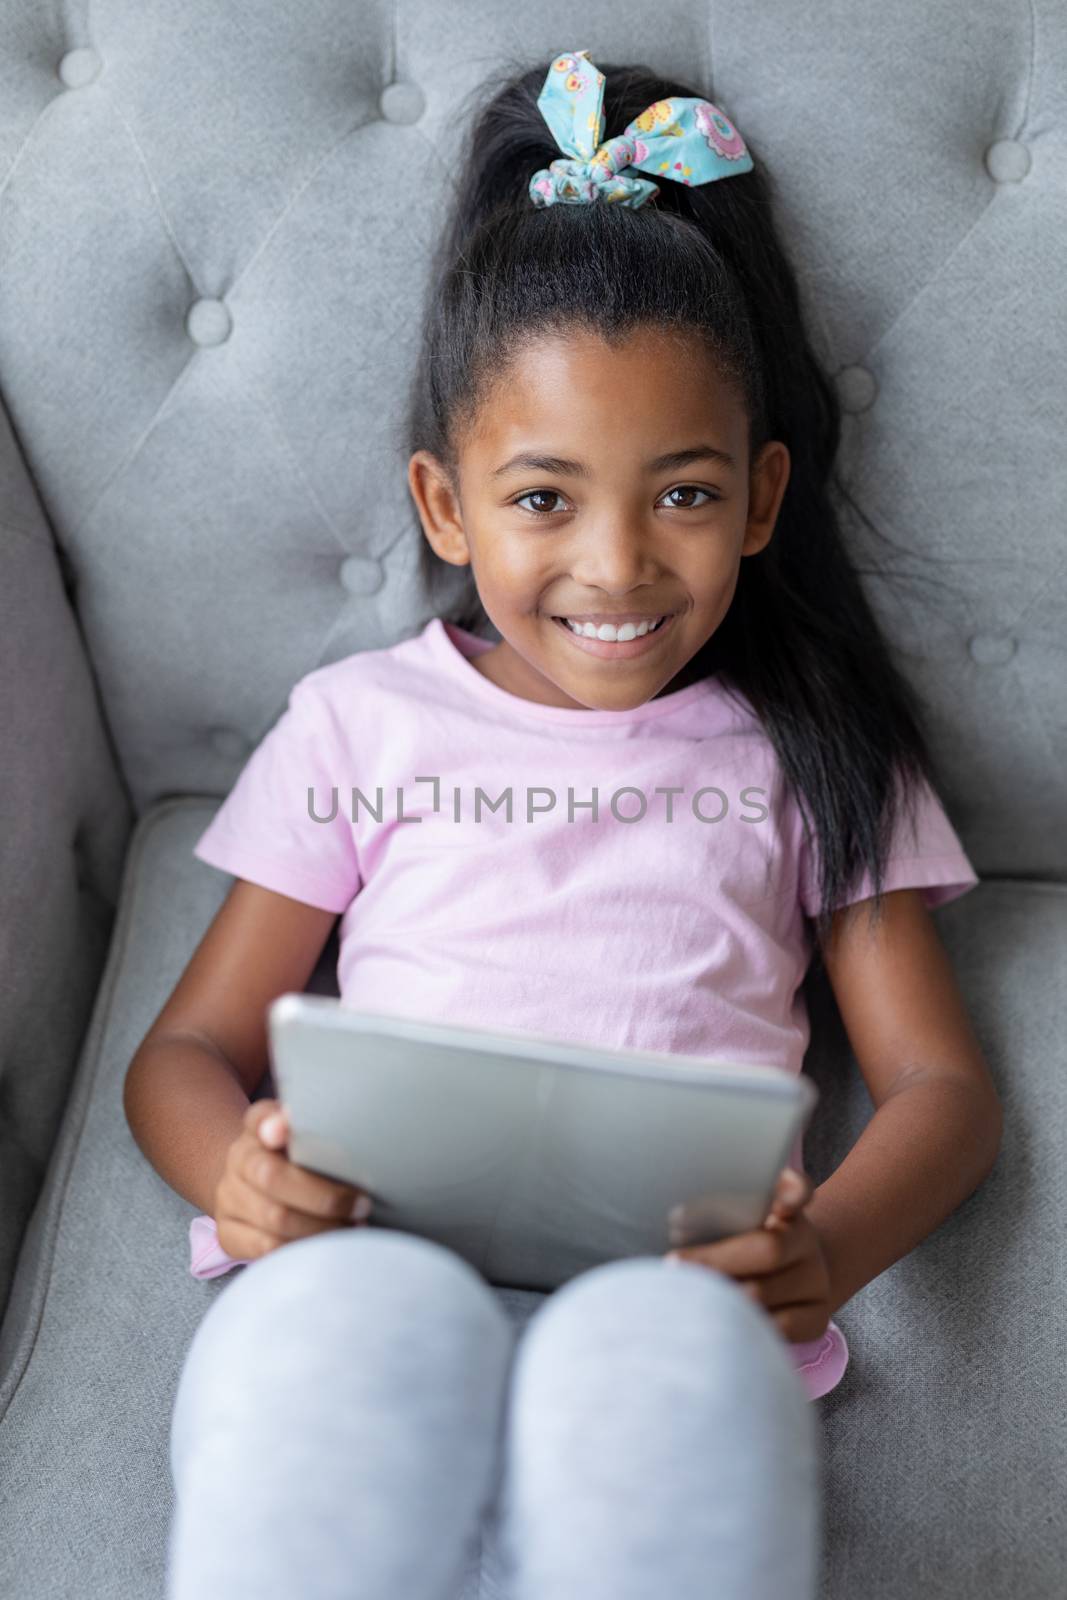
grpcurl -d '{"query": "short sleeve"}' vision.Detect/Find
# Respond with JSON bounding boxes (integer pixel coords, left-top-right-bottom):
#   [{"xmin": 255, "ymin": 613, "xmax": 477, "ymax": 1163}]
[
  {"xmin": 193, "ymin": 677, "xmax": 362, "ymax": 913},
  {"xmin": 798, "ymin": 772, "xmax": 979, "ymax": 920}
]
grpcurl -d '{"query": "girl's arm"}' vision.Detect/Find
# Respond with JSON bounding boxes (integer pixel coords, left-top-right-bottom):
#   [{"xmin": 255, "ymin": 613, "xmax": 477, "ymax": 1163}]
[
  {"xmin": 803, "ymin": 887, "xmax": 1004, "ymax": 1317},
  {"xmin": 123, "ymin": 880, "xmax": 339, "ymax": 1215}
]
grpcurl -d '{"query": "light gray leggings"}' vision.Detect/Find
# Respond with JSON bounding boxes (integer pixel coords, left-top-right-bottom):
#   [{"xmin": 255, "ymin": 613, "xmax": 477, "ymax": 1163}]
[{"xmin": 167, "ymin": 1228, "xmax": 822, "ymax": 1600}]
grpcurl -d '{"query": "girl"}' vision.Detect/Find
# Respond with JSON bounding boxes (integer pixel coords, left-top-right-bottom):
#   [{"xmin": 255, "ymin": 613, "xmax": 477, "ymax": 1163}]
[{"xmin": 125, "ymin": 48, "xmax": 1003, "ymax": 1600}]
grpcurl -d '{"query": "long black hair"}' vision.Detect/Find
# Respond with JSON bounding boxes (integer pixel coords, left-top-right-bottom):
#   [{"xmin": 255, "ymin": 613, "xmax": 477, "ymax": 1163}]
[{"xmin": 405, "ymin": 54, "xmax": 946, "ymax": 950}]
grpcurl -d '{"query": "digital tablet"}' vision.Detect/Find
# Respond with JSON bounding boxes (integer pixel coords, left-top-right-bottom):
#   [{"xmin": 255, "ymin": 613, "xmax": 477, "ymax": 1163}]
[{"xmin": 267, "ymin": 994, "xmax": 819, "ymax": 1293}]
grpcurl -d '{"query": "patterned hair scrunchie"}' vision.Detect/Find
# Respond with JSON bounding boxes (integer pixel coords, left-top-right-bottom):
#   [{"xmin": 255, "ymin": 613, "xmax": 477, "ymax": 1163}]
[{"xmin": 529, "ymin": 48, "xmax": 753, "ymax": 209}]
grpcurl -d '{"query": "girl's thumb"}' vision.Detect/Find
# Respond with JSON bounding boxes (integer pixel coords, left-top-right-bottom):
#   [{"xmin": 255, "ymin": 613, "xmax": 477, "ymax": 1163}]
[
  {"xmin": 258, "ymin": 1105, "xmax": 289, "ymax": 1146},
  {"xmin": 764, "ymin": 1166, "xmax": 809, "ymax": 1227}
]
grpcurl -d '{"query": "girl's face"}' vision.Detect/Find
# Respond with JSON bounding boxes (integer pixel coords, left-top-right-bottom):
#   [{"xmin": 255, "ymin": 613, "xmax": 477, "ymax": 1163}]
[{"xmin": 408, "ymin": 325, "xmax": 790, "ymax": 711}]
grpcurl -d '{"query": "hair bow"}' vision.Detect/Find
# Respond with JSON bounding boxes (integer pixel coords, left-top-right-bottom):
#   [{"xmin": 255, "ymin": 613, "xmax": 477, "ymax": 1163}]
[{"xmin": 529, "ymin": 48, "xmax": 753, "ymax": 209}]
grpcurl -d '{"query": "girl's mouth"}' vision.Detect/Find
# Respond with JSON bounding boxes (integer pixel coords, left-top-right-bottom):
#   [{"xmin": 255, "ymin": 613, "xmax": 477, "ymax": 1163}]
[{"xmin": 551, "ymin": 612, "xmax": 677, "ymax": 660}]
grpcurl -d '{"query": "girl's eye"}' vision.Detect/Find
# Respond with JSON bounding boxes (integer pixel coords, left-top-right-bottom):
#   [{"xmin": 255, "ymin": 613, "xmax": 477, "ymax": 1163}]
[
  {"xmin": 661, "ymin": 485, "xmax": 720, "ymax": 510},
  {"xmin": 512, "ymin": 485, "xmax": 721, "ymax": 517},
  {"xmin": 514, "ymin": 489, "xmax": 566, "ymax": 516}
]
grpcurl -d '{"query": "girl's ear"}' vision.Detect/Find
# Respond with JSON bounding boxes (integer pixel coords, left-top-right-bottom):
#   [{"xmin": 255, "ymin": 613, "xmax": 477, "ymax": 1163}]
[
  {"xmin": 741, "ymin": 439, "xmax": 791, "ymax": 557},
  {"xmin": 407, "ymin": 450, "xmax": 473, "ymax": 568}
]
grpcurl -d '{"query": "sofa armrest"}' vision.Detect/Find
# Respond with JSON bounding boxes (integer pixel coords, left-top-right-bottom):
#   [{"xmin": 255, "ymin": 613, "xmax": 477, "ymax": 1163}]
[{"xmin": 0, "ymin": 397, "xmax": 132, "ymax": 1324}]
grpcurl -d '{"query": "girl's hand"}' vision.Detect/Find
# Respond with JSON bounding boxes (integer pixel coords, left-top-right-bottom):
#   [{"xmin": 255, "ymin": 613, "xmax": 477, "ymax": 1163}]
[
  {"xmin": 664, "ymin": 1167, "xmax": 834, "ymax": 1344},
  {"xmin": 214, "ymin": 1098, "xmax": 375, "ymax": 1264}
]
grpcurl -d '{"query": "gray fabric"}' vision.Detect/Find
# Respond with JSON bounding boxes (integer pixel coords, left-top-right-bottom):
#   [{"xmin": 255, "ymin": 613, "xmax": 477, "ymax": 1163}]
[
  {"xmin": 0, "ymin": 803, "xmax": 1063, "ymax": 1597},
  {"xmin": 166, "ymin": 1230, "xmax": 819, "ymax": 1600},
  {"xmin": 0, "ymin": 2, "xmax": 1064, "ymax": 1595},
  {"xmin": 0, "ymin": 395, "xmax": 132, "ymax": 1320}
]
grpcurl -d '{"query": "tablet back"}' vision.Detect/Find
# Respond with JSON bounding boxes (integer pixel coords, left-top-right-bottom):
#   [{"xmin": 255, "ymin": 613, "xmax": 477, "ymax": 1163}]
[{"xmin": 269, "ymin": 994, "xmax": 818, "ymax": 1292}]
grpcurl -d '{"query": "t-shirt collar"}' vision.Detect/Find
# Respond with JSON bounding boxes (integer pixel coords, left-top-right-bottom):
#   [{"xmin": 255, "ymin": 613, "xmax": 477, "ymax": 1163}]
[{"xmin": 428, "ymin": 616, "xmax": 727, "ymax": 729}]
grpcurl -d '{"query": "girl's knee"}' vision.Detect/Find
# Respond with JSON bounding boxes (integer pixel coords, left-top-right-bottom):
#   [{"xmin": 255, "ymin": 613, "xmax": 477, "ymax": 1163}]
[
  {"xmin": 170, "ymin": 1229, "xmax": 515, "ymax": 1483},
  {"xmin": 520, "ymin": 1254, "xmax": 794, "ymax": 1385},
  {"xmin": 504, "ymin": 1260, "xmax": 820, "ymax": 1471},
  {"xmin": 337, "ymin": 1227, "xmax": 515, "ymax": 1330},
  {"xmin": 181, "ymin": 1226, "xmax": 511, "ymax": 1368}
]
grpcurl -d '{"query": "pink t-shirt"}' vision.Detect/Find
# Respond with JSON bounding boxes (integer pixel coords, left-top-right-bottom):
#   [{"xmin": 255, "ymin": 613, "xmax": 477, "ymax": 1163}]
[{"xmin": 189, "ymin": 615, "xmax": 980, "ymax": 1400}]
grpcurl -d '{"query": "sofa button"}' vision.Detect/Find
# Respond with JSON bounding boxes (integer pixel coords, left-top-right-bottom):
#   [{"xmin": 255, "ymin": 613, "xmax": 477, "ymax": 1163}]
[
  {"xmin": 58, "ymin": 48, "xmax": 102, "ymax": 88},
  {"xmin": 378, "ymin": 81, "xmax": 426, "ymax": 124},
  {"xmin": 984, "ymin": 139, "xmax": 1031, "ymax": 183},
  {"xmin": 211, "ymin": 727, "xmax": 249, "ymax": 759},
  {"xmin": 835, "ymin": 364, "xmax": 877, "ymax": 413},
  {"xmin": 339, "ymin": 554, "xmax": 385, "ymax": 595},
  {"xmin": 967, "ymin": 632, "xmax": 1017, "ymax": 665},
  {"xmin": 186, "ymin": 298, "xmax": 233, "ymax": 347}
]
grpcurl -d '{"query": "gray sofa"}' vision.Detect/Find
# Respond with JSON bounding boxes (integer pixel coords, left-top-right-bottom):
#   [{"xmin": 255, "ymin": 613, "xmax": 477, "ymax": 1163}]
[{"xmin": 0, "ymin": 4, "xmax": 1063, "ymax": 1596}]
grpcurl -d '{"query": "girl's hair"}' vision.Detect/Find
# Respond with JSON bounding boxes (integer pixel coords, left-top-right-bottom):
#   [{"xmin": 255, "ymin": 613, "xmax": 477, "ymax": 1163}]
[{"xmin": 404, "ymin": 55, "xmax": 948, "ymax": 950}]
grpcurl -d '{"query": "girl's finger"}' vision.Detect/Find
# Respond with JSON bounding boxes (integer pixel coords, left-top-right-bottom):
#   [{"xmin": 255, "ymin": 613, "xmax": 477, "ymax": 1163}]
[
  {"xmin": 777, "ymin": 1166, "xmax": 809, "ymax": 1206},
  {"xmin": 736, "ymin": 1257, "xmax": 818, "ymax": 1308},
  {"xmin": 216, "ymin": 1217, "xmax": 288, "ymax": 1263},
  {"xmin": 226, "ymin": 1171, "xmax": 355, "ymax": 1241},
  {"xmin": 764, "ymin": 1167, "xmax": 811, "ymax": 1226},
  {"xmin": 669, "ymin": 1169, "xmax": 811, "ymax": 1245},
  {"xmin": 239, "ymin": 1137, "xmax": 373, "ymax": 1225},
  {"xmin": 258, "ymin": 1107, "xmax": 290, "ymax": 1147},
  {"xmin": 244, "ymin": 1098, "xmax": 288, "ymax": 1147},
  {"xmin": 667, "ymin": 1221, "xmax": 801, "ymax": 1276}
]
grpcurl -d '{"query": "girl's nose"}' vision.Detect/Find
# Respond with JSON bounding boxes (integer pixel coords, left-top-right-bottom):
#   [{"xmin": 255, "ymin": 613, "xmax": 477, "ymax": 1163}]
[{"xmin": 567, "ymin": 528, "xmax": 659, "ymax": 592}]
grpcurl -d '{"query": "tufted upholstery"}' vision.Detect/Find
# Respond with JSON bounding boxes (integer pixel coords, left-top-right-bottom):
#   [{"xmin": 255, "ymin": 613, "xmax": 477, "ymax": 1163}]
[{"xmin": 0, "ymin": 4, "xmax": 1064, "ymax": 1597}]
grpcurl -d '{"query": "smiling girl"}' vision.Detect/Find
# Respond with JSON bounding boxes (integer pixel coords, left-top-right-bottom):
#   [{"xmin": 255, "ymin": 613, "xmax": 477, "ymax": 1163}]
[{"xmin": 127, "ymin": 48, "xmax": 1003, "ymax": 1600}]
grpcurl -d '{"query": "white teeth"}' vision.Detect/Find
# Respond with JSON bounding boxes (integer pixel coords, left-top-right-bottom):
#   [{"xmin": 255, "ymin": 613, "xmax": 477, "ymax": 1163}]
[{"xmin": 562, "ymin": 616, "xmax": 665, "ymax": 641}]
